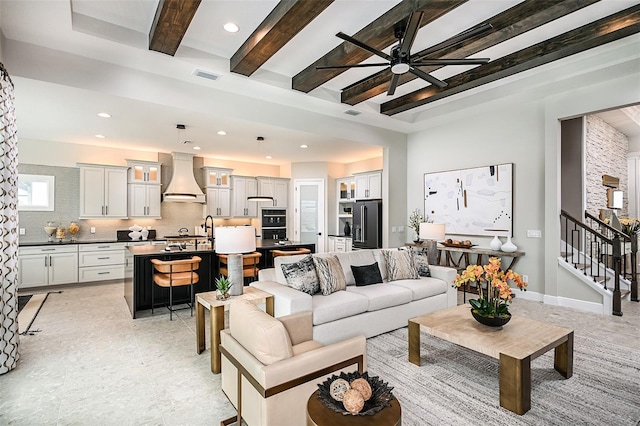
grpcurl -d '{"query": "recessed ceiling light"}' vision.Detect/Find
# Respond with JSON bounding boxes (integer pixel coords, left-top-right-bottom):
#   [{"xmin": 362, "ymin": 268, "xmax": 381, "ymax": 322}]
[
  {"xmin": 265, "ymin": 155, "xmax": 272, "ymax": 159},
  {"xmin": 97, "ymin": 112, "xmax": 111, "ymax": 118},
  {"xmin": 193, "ymin": 146, "xmax": 201, "ymax": 150},
  {"xmin": 217, "ymin": 130, "xmax": 227, "ymax": 136},
  {"xmin": 95, "ymin": 134, "xmax": 105, "ymax": 139},
  {"xmin": 224, "ymin": 23, "xmax": 239, "ymax": 33},
  {"xmin": 300, "ymin": 144, "xmax": 308, "ymax": 149}
]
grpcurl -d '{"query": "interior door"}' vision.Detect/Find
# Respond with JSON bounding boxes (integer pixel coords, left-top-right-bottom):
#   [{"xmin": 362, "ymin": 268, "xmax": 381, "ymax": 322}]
[{"xmin": 294, "ymin": 179, "xmax": 325, "ymax": 252}]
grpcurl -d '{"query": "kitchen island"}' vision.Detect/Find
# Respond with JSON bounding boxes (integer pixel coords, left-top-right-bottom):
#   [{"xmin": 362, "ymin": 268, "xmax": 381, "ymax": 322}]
[
  {"xmin": 125, "ymin": 240, "xmax": 315, "ymax": 318},
  {"xmin": 125, "ymin": 245, "xmax": 215, "ymax": 319}
]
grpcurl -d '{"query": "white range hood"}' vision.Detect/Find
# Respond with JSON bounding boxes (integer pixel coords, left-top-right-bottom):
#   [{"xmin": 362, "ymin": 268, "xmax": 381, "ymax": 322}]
[{"xmin": 163, "ymin": 152, "xmax": 205, "ymax": 203}]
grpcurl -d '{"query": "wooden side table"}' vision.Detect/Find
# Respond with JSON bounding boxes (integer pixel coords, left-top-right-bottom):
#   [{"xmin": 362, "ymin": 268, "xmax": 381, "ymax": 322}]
[
  {"xmin": 195, "ymin": 287, "xmax": 274, "ymax": 374},
  {"xmin": 306, "ymin": 390, "xmax": 401, "ymax": 426}
]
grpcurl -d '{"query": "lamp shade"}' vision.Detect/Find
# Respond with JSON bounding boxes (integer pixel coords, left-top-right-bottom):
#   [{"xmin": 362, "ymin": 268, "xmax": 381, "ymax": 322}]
[
  {"xmin": 215, "ymin": 226, "xmax": 256, "ymax": 254},
  {"xmin": 419, "ymin": 223, "xmax": 446, "ymax": 241}
]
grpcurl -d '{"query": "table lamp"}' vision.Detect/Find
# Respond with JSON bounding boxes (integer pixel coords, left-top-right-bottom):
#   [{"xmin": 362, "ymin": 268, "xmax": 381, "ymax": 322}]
[
  {"xmin": 419, "ymin": 222, "xmax": 446, "ymax": 265},
  {"xmin": 215, "ymin": 226, "xmax": 256, "ymax": 296}
]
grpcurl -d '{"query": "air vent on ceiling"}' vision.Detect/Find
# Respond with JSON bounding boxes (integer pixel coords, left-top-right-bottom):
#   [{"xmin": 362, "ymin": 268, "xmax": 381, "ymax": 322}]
[
  {"xmin": 180, "ymin": 140, "xmax": 192, "ymax": 145},
  {"xmin": 193, "ymin": 69, "xmax": 221, "ymax": 81},
  {"xmin": 344, "ymin": 109, "xmax": 362, "ymax": 116}
]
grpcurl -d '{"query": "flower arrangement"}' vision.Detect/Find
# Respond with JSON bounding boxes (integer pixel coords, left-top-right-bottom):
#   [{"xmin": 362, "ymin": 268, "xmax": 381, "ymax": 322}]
[
  {"xmin": 453, "ymin": 257, "xmax": 527, "ymax": 318},
  {"xmin": 619, "ymin": 217, "xmax": 640, "ymax": 237},
  {"xmin": 408, "ymin": 209, "xmax": 425, "ymax": 237}
]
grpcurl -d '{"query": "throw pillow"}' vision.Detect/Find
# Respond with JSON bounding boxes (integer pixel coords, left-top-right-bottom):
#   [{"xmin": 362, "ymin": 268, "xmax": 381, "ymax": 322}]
[
  {"xmin": 280, "ymin": 255, "xmax": 320, "ymax": 295},
  {"xmin": 414, "ymin": 253, "xmax": 431, "ymax": 277},
  {"xmin": 313, "ymin": 255, "xmax": 347, "ymax": 295},
  {"xmin": 351, "ymin": 262, "xmax": 383, "ymax": 286},
  {"xmin": 382, "ymin": 248, "xmax": 419, "ymax": 281}
]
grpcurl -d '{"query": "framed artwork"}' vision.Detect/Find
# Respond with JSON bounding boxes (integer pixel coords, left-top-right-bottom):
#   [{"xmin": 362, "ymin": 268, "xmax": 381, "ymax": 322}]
[{"xmin": 424, "ymin": 163, "xmax": 513, "ymax": 237}]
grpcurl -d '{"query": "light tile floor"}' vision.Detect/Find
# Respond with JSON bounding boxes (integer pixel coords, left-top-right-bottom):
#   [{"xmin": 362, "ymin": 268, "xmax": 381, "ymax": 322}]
[{"xmin": 1, "ymin": 282, "xmax": 639, "ymax": 425}]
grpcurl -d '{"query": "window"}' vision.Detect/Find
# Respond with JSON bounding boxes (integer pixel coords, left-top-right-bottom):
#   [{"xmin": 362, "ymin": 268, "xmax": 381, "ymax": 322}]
[{"xmin": 18, "ymin": 174, "xmax": 55, "ymax": 211}]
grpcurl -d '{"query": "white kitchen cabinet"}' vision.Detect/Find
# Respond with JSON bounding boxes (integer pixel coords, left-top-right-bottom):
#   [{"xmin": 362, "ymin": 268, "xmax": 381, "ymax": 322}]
[
  {"xmin": 257, "ymin": 177, "xmax": 289, "ymax": 208},
  {"xmin": 128, "ymin": 184, "xmax": 162, "ymax": 218},
  {"xmin": 18, "ymin": 245, "xmax": 78, "ymax": 288},
  {"xmin": 205, "ymin": 187, "xmax": 231, "ymax": 217},
  {"xmin": 202, "ymin": 167, "xmax": 233, "ymax": 187},
  {"xmin": 79, "ymin": 164, "xmax": 128, "ymax": 218},
  {"xmin": 354, "ymin": 171, "xmax": 382, "ymax": 200},
  {"xmin": 78, "ymin": 243, "xmax": 126, "ymax": 283},
  {"xmin": 126, "ymin": 160, "xmax": 161, "ymax": 184},
  {"xmin": 328, "ymin": 236, "xmax": 352, "ymax": 253},
  {"xmin": 231, "ymin": 176, "xmax": 258, "ymax": 217}
]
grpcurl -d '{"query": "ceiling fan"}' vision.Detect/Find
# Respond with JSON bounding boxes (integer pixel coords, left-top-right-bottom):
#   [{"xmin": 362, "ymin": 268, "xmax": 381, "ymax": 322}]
[{"xmin": 317, "ymin": 11, "xmax": 493, "ymax": 95}]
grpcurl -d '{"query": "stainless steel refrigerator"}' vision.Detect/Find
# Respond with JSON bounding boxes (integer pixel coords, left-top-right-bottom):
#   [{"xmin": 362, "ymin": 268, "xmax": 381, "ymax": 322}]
[{"xmin": 352, "ymin": 199, "xmax": 382, "ymax": 249}]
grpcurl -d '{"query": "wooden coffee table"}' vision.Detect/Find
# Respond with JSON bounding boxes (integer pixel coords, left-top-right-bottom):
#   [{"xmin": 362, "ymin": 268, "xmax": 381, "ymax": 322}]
[
  {"xmin": 409, "ymin": 304, "xmax": 573, "ymax": 415},
  {"xmin": 195, "ymin": 287, "xmax": 273, "ymax": 374},
  {"xmin": 306, "ymin": 390, "xmax": 401, "ymax": 426}
]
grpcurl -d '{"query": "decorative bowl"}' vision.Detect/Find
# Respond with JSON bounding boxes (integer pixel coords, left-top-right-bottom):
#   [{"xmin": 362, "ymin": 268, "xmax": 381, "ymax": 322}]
[
  {"xmin": 128, "ymin": 231, "xmax": 142, "ymax": 240},
  {"xmin": 317, "ymin": 371, "xmax": 394, "ymax": 416},
  {"xmin": 471, "ymin": 308, "xmax": 511, "ymax": 327}
]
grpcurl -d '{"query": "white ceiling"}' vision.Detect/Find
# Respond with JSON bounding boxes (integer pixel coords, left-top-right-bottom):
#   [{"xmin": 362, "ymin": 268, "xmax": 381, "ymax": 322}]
[{"xmin": 2, "ymin": 0, "xmax": 639, "ymax": 165}]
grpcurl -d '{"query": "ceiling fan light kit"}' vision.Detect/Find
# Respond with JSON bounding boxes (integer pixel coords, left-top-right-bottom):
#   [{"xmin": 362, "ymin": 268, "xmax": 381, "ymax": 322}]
[{"xmin": 318, "ymin": 11, "xmax": 492, "ymax": 96}]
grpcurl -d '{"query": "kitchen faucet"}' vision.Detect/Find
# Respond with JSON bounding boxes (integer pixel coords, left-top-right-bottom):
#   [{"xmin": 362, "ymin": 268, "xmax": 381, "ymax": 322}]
[{"xmin": 204, "ymin": 215, "xmax": 215, "ymax": 246}]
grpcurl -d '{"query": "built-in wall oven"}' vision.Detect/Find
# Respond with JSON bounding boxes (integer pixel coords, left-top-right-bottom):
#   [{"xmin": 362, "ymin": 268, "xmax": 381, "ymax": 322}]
[{"xmin": 262, "ymin": 208, "xmax": 287, "ymax": 240}]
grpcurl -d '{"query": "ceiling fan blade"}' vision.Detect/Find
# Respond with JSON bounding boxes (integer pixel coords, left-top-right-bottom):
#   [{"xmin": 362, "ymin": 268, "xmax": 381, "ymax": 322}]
[
  {"xmin": 316, "ymin": 63, "xmax": 390, "ymax": 70},
  {"xmin": 409, "ymin": 67, "xmax": 448, "ymax": 88},
  {"xmin": 411, "ymin": 58, "xmax": 490, "ymax": 66},
  {"xmin": 336, "ymin": 32, "xmax": 392, "ymax": 61},
  {"xmin": 387, "ymin": 73, "xmax": 400, "ymax": 96},
  {"xmin": 399, "ymin": 11, "xmax": 423, "ymax": 58},
  {"xmin": 413, "ymin": 23, "xmax": 493, "ymax": 59}
]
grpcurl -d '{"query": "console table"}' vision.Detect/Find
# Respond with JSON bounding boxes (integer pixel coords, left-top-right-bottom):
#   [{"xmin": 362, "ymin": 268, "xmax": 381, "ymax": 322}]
[{"xmin": 406, "ymin": 243, "xmax": 525, "ymax": 271}]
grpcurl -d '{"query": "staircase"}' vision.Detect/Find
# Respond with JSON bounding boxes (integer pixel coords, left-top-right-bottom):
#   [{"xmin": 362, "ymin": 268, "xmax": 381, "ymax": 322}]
[{"xmin": 560, "ymin": 210, "xmax": 639, "ymax": 316}]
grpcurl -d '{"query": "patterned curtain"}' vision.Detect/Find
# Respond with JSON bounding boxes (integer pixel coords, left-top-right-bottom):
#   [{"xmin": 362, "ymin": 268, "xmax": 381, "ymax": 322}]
[{"xmin": 0, "ymin": 61, "xmax": 19, "ymax": 375}]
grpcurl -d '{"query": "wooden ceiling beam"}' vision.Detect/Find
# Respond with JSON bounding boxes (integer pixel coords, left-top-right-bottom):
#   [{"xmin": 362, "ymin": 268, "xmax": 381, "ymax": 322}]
[
  {"xmin": 381, "ymin": 5, "xmax": 640, "ymax": 116},
  {"xmin": 149, "ymin": 0, "xmax": 201, "ymax": 56},
  {"xmin": 292, "ymin": 0, "xmax": 468, "ymax": 93},
  {"xmin": 341, "ymin": 0, "xmax": 600, "ymax": 105},
  {"xmin": 231, "ymin": 0, "xmax": 334, "ymax": 77}
]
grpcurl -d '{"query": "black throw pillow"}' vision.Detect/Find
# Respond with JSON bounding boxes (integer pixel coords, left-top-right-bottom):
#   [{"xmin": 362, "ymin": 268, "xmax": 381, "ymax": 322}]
[{"xmin": 351, "ymin": 262, "xmax": 383, "ymax": 286}]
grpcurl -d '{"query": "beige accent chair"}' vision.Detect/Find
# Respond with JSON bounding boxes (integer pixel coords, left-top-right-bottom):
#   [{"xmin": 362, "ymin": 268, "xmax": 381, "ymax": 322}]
[{"xmin": 220, "ymin": 299, "xmax": 366, "ymax": 426}]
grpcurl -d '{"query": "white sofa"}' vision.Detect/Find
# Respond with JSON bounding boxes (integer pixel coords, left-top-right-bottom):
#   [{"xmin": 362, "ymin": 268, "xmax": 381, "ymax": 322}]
[{"xmin": 251, "ymin": 249, "xmax": 457, "ymax": 345}]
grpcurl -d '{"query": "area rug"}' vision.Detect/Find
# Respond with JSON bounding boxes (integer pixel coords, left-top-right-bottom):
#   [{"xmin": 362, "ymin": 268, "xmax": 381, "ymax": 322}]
[
  {"xmin": 366, "ymin": 327, "xmax": 640, "ymax": 425},
  {"xmin": 17, "ymin": 292, "xmax": 51, "ymax": 335}
]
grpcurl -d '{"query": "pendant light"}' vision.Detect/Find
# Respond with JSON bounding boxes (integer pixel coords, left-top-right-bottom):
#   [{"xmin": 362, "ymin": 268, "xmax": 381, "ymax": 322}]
[{"xmin": 247, "ymin": 136, "xmax": 275, "ymax": 204}]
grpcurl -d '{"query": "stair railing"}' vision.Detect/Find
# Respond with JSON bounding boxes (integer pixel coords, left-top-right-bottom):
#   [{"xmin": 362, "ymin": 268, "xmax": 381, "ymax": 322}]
[
  {"xmin": 584, "ymin": 211, "xmax": 638, "ymax": 303},
  {"xmin": 560, "ymin": 210, "xmax": 622, "ymax": 316}
]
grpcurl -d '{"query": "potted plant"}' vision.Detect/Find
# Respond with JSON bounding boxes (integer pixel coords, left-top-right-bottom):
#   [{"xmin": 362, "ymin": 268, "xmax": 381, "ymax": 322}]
[
  {"xmin": 408, "ymin": 209, "xmax": 425, "ymax": 243},
  {"xmin": 215, "ymin": 275, "xmax": 232, "ymax": 300},
  {"xmin": 453, "ymin": 257, "xmax": 527, "ymax": 326}
]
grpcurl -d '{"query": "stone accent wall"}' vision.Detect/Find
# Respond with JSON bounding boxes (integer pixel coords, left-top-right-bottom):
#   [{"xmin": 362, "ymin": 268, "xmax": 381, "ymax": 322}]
[{"xmin": 585, "ymin": 115, "xmax": 629, "ymax": 217}]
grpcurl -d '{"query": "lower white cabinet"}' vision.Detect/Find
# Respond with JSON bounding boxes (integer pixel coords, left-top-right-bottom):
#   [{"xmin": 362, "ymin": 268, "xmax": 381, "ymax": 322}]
[
  {"xmin": 18, "ymin": 245, "xmax": 79, "ymax": 288},
  {"xmin": 327, "ymin": 236, "xmax": 352, "ymax": 253},
  {"xmin": 78, "ymin": 243, "xmax": 126, "ymax": 283}
]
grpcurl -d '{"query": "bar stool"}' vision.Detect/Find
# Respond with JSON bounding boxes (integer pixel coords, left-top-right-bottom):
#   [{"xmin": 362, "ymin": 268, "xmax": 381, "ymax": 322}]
[
  {"xmin": 218, "ymin": 252, "xmax": 262, "ymax": 282},
  {"xmin": 271, "ymin": 248, "xmax": 311, "ymax": 258},
  {"xmin": 150, "ymin": 256, "xmax": 201, "ymax": 320}
]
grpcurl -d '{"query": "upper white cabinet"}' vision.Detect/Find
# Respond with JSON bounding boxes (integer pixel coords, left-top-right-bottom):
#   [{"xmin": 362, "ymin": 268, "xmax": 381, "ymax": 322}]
[
  {"xmin": 354, "ymin": 170, "xmax": 382, "ymax": 200},
  {"xmin": 126, "ymin": 160, "xmax": 161, "ymax": 184},
  {"xmin": 231, "ymin": 176, "xmax": 258, "ymax": 217},
  {"xmin": 257, "ymin": 177, "xmax": 289, "ymax": 208},
  {"xmin": 79, "ymin": 164, "xmax": 128, "ymax": 218},
  {"xmin": 126, "ymin": 160, "xmax": 161, "ymax": 218},
  {"xmin": 205, "ymin": 187, "xmax": 231, "ymax": 217},
  {"xmin": 128, "ymin": 184, "xmax": 162, "ymax": 218},
  {"xmin": 203, "ymin": 167, "xmax": 233, "ymax": 187}
]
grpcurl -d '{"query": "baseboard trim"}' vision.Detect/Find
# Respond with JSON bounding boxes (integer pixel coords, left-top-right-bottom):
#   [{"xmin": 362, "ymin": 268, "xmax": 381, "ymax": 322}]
[
  {"xmin": 513, "ymin": 290, "xmax": 544, "ymax": 302},
  {"xmin": 542, "ymin": 294, "xmax": 607, "ymax": 315}
]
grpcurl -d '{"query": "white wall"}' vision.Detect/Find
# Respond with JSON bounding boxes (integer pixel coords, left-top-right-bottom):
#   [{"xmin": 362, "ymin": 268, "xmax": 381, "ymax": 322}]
[{"xmin": 407, "ymin": 35, "xmax": 640, "ymax": 301}]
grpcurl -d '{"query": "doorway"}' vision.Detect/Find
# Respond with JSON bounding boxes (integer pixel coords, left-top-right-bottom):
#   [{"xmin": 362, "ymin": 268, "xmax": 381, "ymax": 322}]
[{"xmin": 293, "ymin": 179, "xmax": 325, "ymax": 253}]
